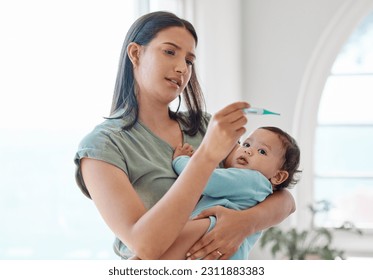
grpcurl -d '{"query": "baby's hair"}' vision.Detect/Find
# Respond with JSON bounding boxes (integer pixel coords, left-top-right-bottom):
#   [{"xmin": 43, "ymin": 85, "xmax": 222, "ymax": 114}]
[{"xmin": 259, "ymin": 127, "xmax": 301, "ymax": 189}]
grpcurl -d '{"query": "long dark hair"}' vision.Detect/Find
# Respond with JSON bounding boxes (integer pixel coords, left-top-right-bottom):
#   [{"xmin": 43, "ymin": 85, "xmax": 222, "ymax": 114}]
[
  {"xmin": 260, "ymin": 126, "xmax": 301, "ymax": 189},
  {"xmin": 110, "ymin": 11, "xmax": 206, "ymax": 135}
]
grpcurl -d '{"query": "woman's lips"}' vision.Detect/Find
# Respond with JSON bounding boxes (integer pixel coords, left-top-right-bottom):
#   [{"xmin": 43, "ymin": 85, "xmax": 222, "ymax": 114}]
[{"xmin": 166, "ymin": 77, "xmax": 181, "ymax": 88}]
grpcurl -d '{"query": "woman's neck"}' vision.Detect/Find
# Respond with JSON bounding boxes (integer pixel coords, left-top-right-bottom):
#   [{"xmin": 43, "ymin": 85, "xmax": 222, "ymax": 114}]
[
  {"xmin": 138, "ymin": 101, "xmax": 172, "ymax": 128},
  {"xmin": 138, "ymin": 100, "xmax": 182, "ymax": 148}
]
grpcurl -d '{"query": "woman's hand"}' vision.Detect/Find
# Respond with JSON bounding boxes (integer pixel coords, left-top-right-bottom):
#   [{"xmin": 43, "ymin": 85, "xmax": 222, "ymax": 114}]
[
  {"xmin": 186, "ymin": 206, "xmax": 248, "ymax": 260},
  {"xmin": 186, "ymin": 190, "xmax": 296, "ymax": 260},
  {"xmin": 196, "ymin": 102, "xmax": 249, "ymax": 165}
]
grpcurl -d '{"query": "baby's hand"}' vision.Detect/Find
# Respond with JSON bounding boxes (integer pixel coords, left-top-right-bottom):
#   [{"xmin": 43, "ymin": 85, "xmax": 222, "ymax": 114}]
[{"xmin": 173, "ymin": 143, "xmax": 194, "ymax": 159}]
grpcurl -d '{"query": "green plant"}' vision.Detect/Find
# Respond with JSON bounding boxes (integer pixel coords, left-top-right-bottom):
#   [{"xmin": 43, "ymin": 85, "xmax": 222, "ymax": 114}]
[{"xmin": 260, "ymin": 200, "xmax": 363, "ymax": 260}]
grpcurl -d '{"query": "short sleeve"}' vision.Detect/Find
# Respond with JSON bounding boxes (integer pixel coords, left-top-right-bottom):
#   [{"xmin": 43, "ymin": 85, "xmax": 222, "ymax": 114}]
[{"xmin": 74, "ymin": 127, "xmax": 128, "ymax": 199}]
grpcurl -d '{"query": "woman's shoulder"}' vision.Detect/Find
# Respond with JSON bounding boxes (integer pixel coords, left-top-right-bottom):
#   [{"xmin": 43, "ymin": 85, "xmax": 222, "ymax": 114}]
[
  {"xmin": 81, "ymin": 108, "xmax": 135, "ymax": 141},
  {"xmin": 78, "ymin": 117, "xmax": 124, "ymax": 149}
]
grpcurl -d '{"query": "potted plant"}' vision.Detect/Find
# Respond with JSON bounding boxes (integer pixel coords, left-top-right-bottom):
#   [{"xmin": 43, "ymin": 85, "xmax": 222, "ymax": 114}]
[{"xmin": 259, "ymin": 200, "xmax": 363, "ymax": 260}]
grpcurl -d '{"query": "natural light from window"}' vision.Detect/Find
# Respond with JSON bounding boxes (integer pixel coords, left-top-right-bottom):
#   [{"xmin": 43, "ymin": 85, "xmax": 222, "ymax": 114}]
[
  {"xmin": 0, "ymin": 0, "xmax": 137, "ymax": 259},
  {"xmin": 314, "ymin": 11, "xmax": 373, "ymax": 229}
]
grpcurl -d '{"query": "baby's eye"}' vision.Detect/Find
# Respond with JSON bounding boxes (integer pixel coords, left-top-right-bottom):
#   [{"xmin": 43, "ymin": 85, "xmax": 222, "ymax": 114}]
[
  {"xmin": 258, "ymin": 149, "xmax": 267, "ymax": 155},
  {"xmin": 242, "ymin": 143, "xmax": 250, "ymax": 148}
]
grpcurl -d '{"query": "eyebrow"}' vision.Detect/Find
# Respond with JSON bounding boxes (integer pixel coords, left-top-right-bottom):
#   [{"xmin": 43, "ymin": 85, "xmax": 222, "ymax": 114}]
[
  {"xmin": 163, "ymin": 42, "xmax": 196, "ymax": 60},
  {"xmin": 261, "ymin": 142, "xmax": 272, "ymax": 151}
]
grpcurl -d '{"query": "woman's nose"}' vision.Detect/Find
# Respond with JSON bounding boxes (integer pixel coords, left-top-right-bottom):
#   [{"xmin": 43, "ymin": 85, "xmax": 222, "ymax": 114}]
[{"xmin": 175, "ymin": 60, "xmax": 188, "ymax": 74}]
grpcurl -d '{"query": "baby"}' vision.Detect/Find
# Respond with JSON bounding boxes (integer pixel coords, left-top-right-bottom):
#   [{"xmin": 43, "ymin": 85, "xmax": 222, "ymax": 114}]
[
  {"xmin": 171, "ymin": 126, "xmax": 301, "ymax": 259},
  {"xmin": 131, "ymin": 126, "xmax": 300, "ymax": 259}
]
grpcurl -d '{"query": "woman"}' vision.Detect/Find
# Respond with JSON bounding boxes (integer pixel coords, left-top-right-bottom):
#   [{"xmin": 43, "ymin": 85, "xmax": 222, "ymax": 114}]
[{"xmin": 74, "ymin": 11, "xmax": 295, "ymax": 260}]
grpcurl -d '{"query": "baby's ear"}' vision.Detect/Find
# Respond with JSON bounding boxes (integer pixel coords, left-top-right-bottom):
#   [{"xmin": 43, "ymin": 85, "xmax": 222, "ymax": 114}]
[{"xmin": 270, "ymin": 170, "xmax": 289, "ymax": 186}]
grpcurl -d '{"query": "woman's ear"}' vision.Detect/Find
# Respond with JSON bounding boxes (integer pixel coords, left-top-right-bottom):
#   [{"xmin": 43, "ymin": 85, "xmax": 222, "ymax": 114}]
[
  {"xmin": 270, "ymin": 170, "xmax": 289, "ymax": 186},
  {"xmin": 127, "ymin": 42, "xmax": 141, "ymax": 66}
]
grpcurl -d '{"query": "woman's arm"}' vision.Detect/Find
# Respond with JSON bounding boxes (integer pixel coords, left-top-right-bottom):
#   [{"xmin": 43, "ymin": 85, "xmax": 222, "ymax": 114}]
[
  {"xmin": 81, "ymin": 154, "xmax": 215, "ymax": 260},
  {"xmin": 185, "ymin": 189, "xmax": 295, "ymax": 260},
  {"xmin": 129, "ymin": 218, "xmax": 211, "ymax": 260},
  {"xmin": 81, "ymin": 102, "xmax": 249, "ymax": 260}
]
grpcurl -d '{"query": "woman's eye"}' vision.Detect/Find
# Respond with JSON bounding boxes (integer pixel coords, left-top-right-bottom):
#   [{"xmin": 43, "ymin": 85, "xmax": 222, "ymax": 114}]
[
  {"xmin": 164, "ymin": 49, "xmax": 175, "ymax": 55},
  {"xmin": 258, "ymin": 149, "xmax": 267, "ymax": 155},
  {"xmin": 186, "ymin": 59, "xmax": 194, "ymax": 66}
]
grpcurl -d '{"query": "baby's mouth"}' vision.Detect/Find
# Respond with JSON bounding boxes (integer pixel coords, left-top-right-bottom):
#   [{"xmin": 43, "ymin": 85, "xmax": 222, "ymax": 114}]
[{"xmin": 237, "ymin": 156, "xmax": 248, "ymax": 165}]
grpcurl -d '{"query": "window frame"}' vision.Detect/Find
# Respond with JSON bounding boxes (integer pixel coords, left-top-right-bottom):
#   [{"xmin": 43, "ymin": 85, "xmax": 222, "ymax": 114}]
[{"xmin": 293, "ymin": 0, "xmax": 373, "ymax": 258}]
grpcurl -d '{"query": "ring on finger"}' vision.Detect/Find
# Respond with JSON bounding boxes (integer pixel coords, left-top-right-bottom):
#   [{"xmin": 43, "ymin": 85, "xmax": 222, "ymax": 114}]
[{"xmin": 216, "ymin": 250, "xmax": 223, "ymax": 257}]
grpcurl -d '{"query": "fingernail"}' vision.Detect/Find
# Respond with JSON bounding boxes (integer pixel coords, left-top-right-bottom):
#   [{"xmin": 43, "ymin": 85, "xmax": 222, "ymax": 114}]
[{"xmin": 186, "ymin": 252, "xmax": 191, "ymax": 257}]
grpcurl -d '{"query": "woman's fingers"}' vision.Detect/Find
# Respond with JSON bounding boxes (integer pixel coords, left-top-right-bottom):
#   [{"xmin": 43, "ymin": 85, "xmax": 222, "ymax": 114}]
[
  {"xmin": 186, "ymin": 228, "xmax": 236, "ymax": 260},
  {"xmin": 187, "ymin": 206, "xmax": 246, "ymax": 260},
  {"xmin": 218, "ymin": 101, "xmax": 250, "ymax": 117},
  {"xmin": 198, "ymin": 102, "xmax": 249, "ymax": 163},
  {"xmin": 214, "ymin": 102, "xmax": 249, "ymax": 131}
]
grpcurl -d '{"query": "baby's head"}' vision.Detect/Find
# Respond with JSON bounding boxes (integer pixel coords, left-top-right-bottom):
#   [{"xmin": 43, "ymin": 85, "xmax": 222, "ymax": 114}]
[{"xmin": 225, "ymin": 126, "xmax": 301, "ymax": 189}]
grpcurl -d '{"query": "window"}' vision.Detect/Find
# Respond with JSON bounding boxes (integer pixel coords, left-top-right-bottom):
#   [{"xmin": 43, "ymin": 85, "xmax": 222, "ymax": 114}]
[
  {"xmin": 314, "ymin": 12, "xmax": 373, "ymax": 229},
  {"xmin": 0, "ymin": 0, "xmax": 189, "ymax": 260},
  {"xmin": 0, "ymin": 0, "xmax": 137, "ymax": 259}
]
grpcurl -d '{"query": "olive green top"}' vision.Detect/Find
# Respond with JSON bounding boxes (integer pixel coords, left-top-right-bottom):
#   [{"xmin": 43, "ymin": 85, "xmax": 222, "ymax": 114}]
[{"xmin": 74, "ymin": 109, "xmax": 210, "ymax": 258}]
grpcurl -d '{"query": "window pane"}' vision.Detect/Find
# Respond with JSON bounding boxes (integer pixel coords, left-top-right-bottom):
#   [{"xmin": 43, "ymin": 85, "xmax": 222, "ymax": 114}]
[
  {"xmin": 315, "ymin": 126, "xmax": 373, "ymax": 175},
  {"xmin": 0, "ymin": 130, "xmax": 116, "ymax": 259},
  {"xmin": 314, "ymin": 178, "xmax": 373, "ymax": 229},
  {"xmin": 0, "ymin": 0, "xmax": 137, "ymax": 259},
  {"xmin": 314, "ymin": 6, "xmax": 373, "ymax": 236},
  {"xmin": 318, "ymin": 75, "xmax": 373, "ymax": 124},
  {"xmin": 332, "ymin": 11, "xmax": 373, "ymax": 74}
]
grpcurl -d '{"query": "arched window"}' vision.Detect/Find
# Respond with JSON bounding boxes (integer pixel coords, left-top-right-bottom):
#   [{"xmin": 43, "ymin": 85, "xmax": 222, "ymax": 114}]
[
  {"xmin": 314, "ymin": 12, "xmax": 373, "ymax": 230},
  {"xmin": 294, "ymin": 2, "xmax": 373, "ymax": 259}
]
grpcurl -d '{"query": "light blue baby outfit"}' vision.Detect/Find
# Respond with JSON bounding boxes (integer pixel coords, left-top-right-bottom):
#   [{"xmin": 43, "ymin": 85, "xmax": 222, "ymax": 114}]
[{"xmin": 173, "ymin": 155, "xmax": 273, "ymax": 260}]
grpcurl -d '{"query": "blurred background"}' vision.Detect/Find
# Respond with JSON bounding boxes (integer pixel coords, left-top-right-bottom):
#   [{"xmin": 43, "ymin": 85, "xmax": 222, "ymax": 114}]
[{"xmin": 1, "ymin": 0, "xmax": 372, "ymax": 259}]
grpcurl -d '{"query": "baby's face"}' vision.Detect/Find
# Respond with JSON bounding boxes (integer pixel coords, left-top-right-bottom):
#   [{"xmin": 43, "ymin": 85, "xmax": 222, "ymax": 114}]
[{"xmin": 228, "ymin": 129, "xmax": 285, "ymax": 180}]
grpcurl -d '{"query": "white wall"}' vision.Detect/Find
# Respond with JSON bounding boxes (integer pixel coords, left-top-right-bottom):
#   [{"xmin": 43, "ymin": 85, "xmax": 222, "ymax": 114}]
[
  {"xmin": 192, "ymin": 0, "xmax": 373, "ymax": 259},
  {"xmin": 193, "ymin": 0, "xmax": 244, "ymax": 113},
  {"xmin": 242, "ymin": 0, "xmax": 347, "ymax": 132},
  {"xmin": 194, "ymin": 0, "xmax": 353, "ymax": 129}
]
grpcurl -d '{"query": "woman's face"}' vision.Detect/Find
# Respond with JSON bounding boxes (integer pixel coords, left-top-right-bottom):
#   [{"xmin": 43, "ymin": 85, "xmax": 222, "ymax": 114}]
[{"xmin": 132, "ymin": 26, "xmax": 196, "ymax": 106}]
